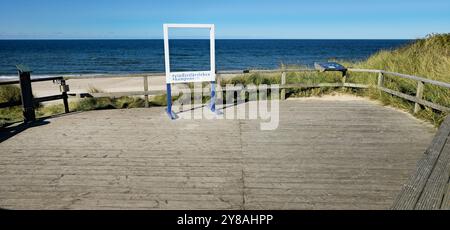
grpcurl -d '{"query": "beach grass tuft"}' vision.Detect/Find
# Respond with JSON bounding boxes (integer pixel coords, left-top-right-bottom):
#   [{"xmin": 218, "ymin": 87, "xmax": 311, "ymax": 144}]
[{"xmin": 0, "ymin": 85, "xmax": 23, "ymax": 126}]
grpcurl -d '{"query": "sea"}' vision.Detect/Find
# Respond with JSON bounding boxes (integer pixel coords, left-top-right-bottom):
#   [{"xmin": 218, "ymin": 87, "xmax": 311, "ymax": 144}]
[{"xmin": 0, "ymin": 39, "xmax": 412, "ymax": 79}]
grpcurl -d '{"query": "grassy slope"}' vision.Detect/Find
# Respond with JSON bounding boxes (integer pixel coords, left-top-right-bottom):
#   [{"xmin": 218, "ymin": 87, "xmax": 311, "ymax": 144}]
[
  {"xmin": 346, "ymin": 33, "xmax": 450, "ymax": 125},
  {"xmin": 222, "ymin": 34, "xmax": 450, "ymax": 126},
  {"xmin": 1, "ymin": 34, "xmax": 449, "ymax": 126}
]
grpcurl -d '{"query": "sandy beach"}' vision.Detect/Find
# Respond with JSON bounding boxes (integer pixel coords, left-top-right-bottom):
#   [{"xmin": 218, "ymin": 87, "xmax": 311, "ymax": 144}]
[{"xmin": 30, "ymin": 75, "xmax": 167, "ymax": 98}]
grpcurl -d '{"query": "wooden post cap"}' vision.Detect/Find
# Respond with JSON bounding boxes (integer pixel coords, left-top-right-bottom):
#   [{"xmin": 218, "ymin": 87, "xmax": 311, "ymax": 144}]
[{"xmin": 16, "ymin": 64, "xmax": 32, "ymax": 73}]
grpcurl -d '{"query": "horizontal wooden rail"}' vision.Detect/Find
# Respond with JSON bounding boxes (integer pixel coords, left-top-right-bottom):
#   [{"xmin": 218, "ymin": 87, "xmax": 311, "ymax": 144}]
[
  {"xmin": 381, "ymin": 70, "xmax": 450, "ymax": 89},
  {"xmin": 282, "ymin": 83, "xmax": 368, "ymax": 89},
  {"xmin": 72, "ymin": 90, "xmax": 166, "ymax": 99},
  {"xmin": 348, "ymin": 68, "xmax": 381, "ymax": 73},
  {"xmin": 2, "ymin": 68, "xmax": 449, "ymax": 116},
  {"xmin": 34, "ymin": 94, "xmax": 64, "ymax": 104},
  {"xmin": 61, "ymin": 69, "xmax": 319, "ymax": 80},
  {"xmin": 0, "ymin": 73, "xmax": 69, "ymax": 122},
  {"xmin": 0, "ymin": 76, "xmax": 64, "ymax": 86},
  {"xmin": 68, "ymin": 83, "xmax": 369, "ymax": 99},
  {"xmin": 347, "ymin": 68, "xmax": 450, "ymax": 113},
  {"xmin": 0, "ymin": 100, "xmax": 22, "ymax": 109},
  {"xmin": 378, "ymin": 87, "xmax": 450, "ymax": 112}
]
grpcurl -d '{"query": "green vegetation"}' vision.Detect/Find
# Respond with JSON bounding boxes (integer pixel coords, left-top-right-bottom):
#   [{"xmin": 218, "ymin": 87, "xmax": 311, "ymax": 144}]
[
  {"xmin": 346, "ymin": 33, "xmax": 450, "ymax": 125},
  {"xmin": 0, "ymin": 85, "xmax": 23, "ymax": 126},
  {"xmin": 223, "ymin": 34, "xmax": 450, "ymax": 126},
  {"xmin": 1, "ymin": 33, "xmax": 449, "ymax": 127}
]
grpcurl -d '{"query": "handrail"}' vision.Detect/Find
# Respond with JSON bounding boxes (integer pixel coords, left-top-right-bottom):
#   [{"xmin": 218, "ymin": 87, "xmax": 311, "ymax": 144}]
[
  {"xmin": 0, "ymin": 76, "xmax": 64, "ymax": 86},
  {"xmin": 380, "ymin": 70, "xmax": 450, "ymax": 89},
  {"xmin": 347, "ymin": 68, "xmax": 450, "ymax": 89},
  {"xmin": 2, "ymin": 68, "xmax": 448, "ymax": 89},
  {"xmin": 0, "ymin": 75, "xmax": 69, "ymax": 119},
  {"xmin": 348, "ymin": 68, "xmax": 381, "ymax": 73},
  {"xmin": 60, "ymin": 69, "xmax": 317, "ymax": 79},
  {"xmin": 2, "ymin": 68, "xmax": 450, "ymax": 118}
]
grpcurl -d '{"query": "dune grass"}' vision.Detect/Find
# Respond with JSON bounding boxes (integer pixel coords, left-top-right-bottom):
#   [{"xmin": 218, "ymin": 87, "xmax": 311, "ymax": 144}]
[
  {"xmin": 0, "ymin": 85, "xmax": 23, "ymax": 126},
  {"xmin": 1, "ymin": 33, "xmax": 449, "ymax": 127},
  {"xmin": 223, "ymin": 34, "xmax": 450, "ymax": 126},
  {"xmin": 344, "ymin": 34, "xmax": 449, "ymax": 125}
]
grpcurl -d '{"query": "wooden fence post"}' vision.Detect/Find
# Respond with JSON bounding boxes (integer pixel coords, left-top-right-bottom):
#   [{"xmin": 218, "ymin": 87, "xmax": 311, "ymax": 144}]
[
  {"xmin": 60, "ymin": 79, "xmax": 69, "ymax": 113},
  {"xmin": 377, "ymin": 72, "xmax": 384, "ymax": 87},
  {"xmin": 16, "ymin": 64, "xmax": 35, "ymax": 123},
  {"xmin": 414, "ymin": 81, "xmax": 424, "ymax": 114},
  {"xmin": 342, "ymin": 71, "xmax": 347, "ymax": 84},
  {"xmin": 281, "ymin": 71, "xmax": 286, "ymax": 100},
  {"xmin": 216, "ymin": 74, "xmax": 223, "ymax": 102},
  {"xmin": 143, "ymin": 76, "xmax": 149, "ymax": 108}
]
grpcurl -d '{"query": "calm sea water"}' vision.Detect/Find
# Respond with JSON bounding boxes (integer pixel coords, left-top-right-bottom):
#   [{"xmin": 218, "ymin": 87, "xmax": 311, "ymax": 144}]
[{"xmin": 0, "ymin": 39, "xmax": 411, "ymax": 78}]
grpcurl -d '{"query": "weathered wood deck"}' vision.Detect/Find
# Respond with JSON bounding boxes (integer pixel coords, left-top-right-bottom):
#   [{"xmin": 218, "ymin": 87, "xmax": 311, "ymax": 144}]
[
  {"xmin": 0, "ymin": 96, "xmax": 436, "ymax": 209},
  {"xmin": 392, "ymin": 116, "xmax": 450, "ymax": 210}
]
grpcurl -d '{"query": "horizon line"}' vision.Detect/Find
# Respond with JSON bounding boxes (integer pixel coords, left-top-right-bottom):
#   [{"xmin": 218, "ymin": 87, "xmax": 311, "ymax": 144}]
[{"xmin": 0, "ymin": 38, "xmax": 415, "ymax": 40}]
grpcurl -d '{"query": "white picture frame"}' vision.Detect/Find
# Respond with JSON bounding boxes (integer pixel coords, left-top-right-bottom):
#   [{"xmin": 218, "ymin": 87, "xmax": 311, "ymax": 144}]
[{"xmin": 163, "ymin": 24, "xmax": 215, "ymax": 84}]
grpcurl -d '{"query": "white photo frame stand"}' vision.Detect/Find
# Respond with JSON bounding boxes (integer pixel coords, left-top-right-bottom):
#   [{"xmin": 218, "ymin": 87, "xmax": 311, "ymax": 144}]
[{"xmin": 163, "ymin": 24, "xmax": 216, "ymax": 120}]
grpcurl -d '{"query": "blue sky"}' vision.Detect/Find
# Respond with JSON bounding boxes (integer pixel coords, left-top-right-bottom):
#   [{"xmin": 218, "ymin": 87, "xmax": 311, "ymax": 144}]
[{"xmin": 0, "ymin": 0, "xmax": 449, "ymax": 39}]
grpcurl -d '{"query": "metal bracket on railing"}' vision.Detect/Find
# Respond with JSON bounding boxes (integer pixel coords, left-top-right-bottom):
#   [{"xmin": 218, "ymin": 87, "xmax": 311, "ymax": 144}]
[{"xmin": 53, "ymin": 79, "xmax": 70, "ymax": 93}]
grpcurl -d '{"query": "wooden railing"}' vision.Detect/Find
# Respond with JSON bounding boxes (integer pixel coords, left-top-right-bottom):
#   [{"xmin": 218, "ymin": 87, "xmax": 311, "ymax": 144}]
[
  {"xmin": 1, "ymin": 68, "xmax": 449, "ymax": 124},
  {"xmin": 0, "ymin": 66, "xmax": 70, "ymax": 122},
  {"xmin": 350, "ymin": 69, "xmax": 450, "ymax": 113},
  {"xmin": 64, "ymin": 68, "xmax": 450, "ymax": 113}
]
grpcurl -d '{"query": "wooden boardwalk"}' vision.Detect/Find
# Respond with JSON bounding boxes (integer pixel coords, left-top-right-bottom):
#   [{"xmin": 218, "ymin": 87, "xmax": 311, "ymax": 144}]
[{"xmin": 0, "ymin": 96, "xmax": 436, "ymax": 209}]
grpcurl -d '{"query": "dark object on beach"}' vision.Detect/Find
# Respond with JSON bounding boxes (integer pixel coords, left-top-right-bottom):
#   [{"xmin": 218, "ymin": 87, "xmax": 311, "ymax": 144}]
[
  {"xmin": 314, "ymin": 62, "xmax": 347, "ymax": 72},
  {"xmin": 314, "ymin": 62, "xmax": 347, "ymax": 77}
]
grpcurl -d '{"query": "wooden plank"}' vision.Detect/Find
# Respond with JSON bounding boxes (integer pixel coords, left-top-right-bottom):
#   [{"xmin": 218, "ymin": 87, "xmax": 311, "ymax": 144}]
[
  {"xmin": 343, "ymin": 83, "xmax": 369, "ymax": 89},
  {"xmin": 391, "ymin": 116, "xmax": 450, "ymax": 209},
  {"xmin": 440, "ymin": 183, "xmax": 450, "ymax": 209},
  {"xmin": 0, "ymin": 98, "xmax": 435, "ymax": 209},
  {"xmin": 379, "ymin": 87, "xmax": 450, "ymax": 112},
  {"xmin": 0, "ymin": 100, "xmax": 22, "ymax": 109},
  {"xmin": 280, "ymin": 71, "xmax": 286, "ymax": 100},
  {"xmin": 282, "ymin": 83, "xmax": 343, "ymax": 88},
  {"xmin": 86, "ymin": 90, "xmax": 165, "ymax": 98},
  {"xmin": 279, "ymin": 83, "xmax": 367, "ymax": 89},
  {"xmin": 216, "ymin": 74, "xmax": 223, "ymax": 100},
  {"xmin": 382, "ymin": 70, "xmax": 450, "ymax": 89},
  {"xmin": 143, "ymin": 76, "xmax": 149, "ymax": 108},
  {"xmin": 18, "ymin": 70, "xmax": 35, "ymax": 122},
  {"xmin": 246, "ymin": 69, "xmax": 316, "ymax": 74},
  {"xmin": 0, "ymin": 76, "xmax": 64, "ymax": 86},
  {"xmin": 377, "ymin": 72, "xmax": 384, "ymax": 87},
  {"xmin": 348, "ymin": 68, "xmax": 381, "ymax": 73},
  {"xmin": 414, "ymin": 81, "xmax": 424, "ymax": 114},
  {"xmin": 64, "ymin": 73, "xmax": 164, "ymax": 80},
  {"xmin": 415, "ymin": 136, "xmax": 450, "ymax": 209},
  {"xmin": 34, "ymin": 94, "xmax": 63, "ymax": 103}
]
